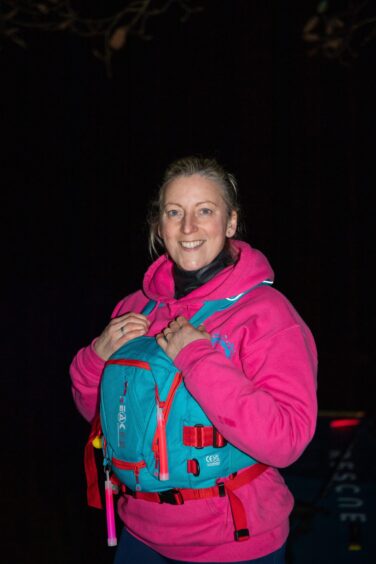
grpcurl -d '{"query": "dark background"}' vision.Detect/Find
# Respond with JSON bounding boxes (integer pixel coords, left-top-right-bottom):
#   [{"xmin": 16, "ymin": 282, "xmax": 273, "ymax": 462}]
[{"xmin": 2, "ymin": 1, "xmax": 374, "ymax": 562}]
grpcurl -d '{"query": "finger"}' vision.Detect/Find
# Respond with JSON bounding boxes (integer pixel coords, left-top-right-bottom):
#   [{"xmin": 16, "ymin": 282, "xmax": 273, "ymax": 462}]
[
  {"xmin": 168, "ymin": 320, "xmax": 181, "ymax": 332},
  {"xmin": 121, "ymin": 319, "xmax": 150, "ymax": 332},
  {"xmin": 175, "ymin": 316, "xmax": 188, "ymax": 327},
  {"xmin": 163, "ymin": 328, "xmax": 174, "ymax": 340},
  {"xmin": 119, "ymin": 312, "xmax": 150, "ymax": 321},
  {"xmin": 198, "ymin": 324, "xmax": 210, "ymax": 338},
  {"xmin": 115, "ymin": 313, "xmax": 150, "ymax": 327},
  {"xmin": 168, "ymin": 317, "xmax": 191, "ymax": 333},
  {"xmin": 156, "ymin": 332, "xmax": 168, "ymax": 351},
  {"xmin": 116, "ymin": 318, "xmax": 150, "ymax": 339},
  {"xmin": 119, "ymin": 328, "xmax": 147, "ymax": 343}
]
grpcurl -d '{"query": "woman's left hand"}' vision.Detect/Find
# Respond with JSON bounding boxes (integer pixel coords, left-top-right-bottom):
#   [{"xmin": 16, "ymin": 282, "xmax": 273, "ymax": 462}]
[{"xmin": 156, "ymin": 316, "xmax": 210, "ymax": 361}]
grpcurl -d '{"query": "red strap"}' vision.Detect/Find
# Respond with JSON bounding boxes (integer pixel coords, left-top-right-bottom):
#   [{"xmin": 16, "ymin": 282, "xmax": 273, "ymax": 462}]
[
  {"xmin": 84, "ymin": 413, "xmax": 103, "ymax": 509},
  {"xmin": 183, "ymin": 426, "xmax": 227, "ymax": 448},
  {"xmin": 213, "ymin": 428, "xmax": 227, "ymax": 448},
  {"xmin": 226, "ymin": 488, "xmax": 249, "ymax": 540},
  {"xmin": 187, "ymin": 459, "xmax": 200, "ymax": 476},
  {"xmin": 223, "ymin": 463, "xmax": 268, "ymax": 541},
  {"xmin": 123, "ymin": 484, "xmax": 219, "ymax": 503},
  {"xmin": 123, "ymin": 463, "xmax": 268, "ymax": 540},
  {"xmin": 105, "ymin": 358, "xmax": 151, "ymax": 370},
  {"xmin": 225, "ymin": 463, "xmax": 268, "ymax": 492}
]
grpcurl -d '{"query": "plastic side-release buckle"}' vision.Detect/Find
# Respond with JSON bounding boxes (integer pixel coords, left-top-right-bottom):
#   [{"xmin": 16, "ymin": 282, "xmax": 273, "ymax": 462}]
[
  {"xmin": 234, "ymin": 528, "xmax": 250, "ymax": 541},
  {"xmin": 217, "ymin": 482, "xmax": 226, "ymax": 497},
  {"xmin": 158, "ymin": 489, "xmax": 184, "ymax": 505}
]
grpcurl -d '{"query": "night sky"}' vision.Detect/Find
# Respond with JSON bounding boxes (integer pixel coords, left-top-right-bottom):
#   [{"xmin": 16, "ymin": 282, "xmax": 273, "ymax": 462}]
[{"xmin": 2, "ymin": 1, "xmax": 374, "ymax": 562}]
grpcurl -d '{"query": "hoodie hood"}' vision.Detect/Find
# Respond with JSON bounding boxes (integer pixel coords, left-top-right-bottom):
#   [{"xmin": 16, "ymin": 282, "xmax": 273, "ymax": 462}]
[{"xmin": 143, "ymin": 240, "xmax": 274, "ymax": 304}]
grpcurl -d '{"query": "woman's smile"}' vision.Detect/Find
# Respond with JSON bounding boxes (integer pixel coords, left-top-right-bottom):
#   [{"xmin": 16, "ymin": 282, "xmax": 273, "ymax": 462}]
[{"xmin": 179, "ymin": 239, "xmax": 205, "ymax": 250}]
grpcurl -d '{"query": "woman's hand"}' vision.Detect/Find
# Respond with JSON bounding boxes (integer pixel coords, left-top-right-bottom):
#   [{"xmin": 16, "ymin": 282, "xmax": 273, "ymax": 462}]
[
  {"xmin": 94, "ymin": 313, "xmax": 150, "ymax": 360},
  {"xmin": 156, "ymin": 316, "xmax": 210, "ymax": 361}
]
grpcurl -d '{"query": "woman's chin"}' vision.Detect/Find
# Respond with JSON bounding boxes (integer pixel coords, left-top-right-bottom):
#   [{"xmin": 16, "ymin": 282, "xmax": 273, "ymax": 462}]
[{"xmin": 176, "ymin": 256, "xmax": 207, "ymax": 271}]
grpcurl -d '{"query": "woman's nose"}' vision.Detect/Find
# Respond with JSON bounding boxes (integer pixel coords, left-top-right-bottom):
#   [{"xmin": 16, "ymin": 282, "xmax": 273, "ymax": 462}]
[{"xmin": 181, "ymin": 212, "xmax": 197, "ymax": 234}]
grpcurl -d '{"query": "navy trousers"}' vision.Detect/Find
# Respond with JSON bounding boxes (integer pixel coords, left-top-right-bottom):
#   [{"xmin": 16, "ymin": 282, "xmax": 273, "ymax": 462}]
[{"xmin": 113, "ymin": 528, "xmax": 286, "ymax": 564}]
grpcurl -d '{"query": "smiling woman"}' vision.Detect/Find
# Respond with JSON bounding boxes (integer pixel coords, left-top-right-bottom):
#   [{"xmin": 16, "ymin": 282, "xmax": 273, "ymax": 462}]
[
  {"xmin": 159, "ymin": 174, "xmax": 237, "ymax": 271},
  {"xmin": 148, "ymin": 156, "xmax": 242, "ymax": 258},
  {"xmin": 70, "ymin": 155, "xmax": 318, "ymax": 564}
]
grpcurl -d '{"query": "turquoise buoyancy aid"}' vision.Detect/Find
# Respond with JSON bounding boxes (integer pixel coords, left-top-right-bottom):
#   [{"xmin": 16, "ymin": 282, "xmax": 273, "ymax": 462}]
[{"xmin": 99, "ymin": 283, "xmax": 270, "ymax": 493}]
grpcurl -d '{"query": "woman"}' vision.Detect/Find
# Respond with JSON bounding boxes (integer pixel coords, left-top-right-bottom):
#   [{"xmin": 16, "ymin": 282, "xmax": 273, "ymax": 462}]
[{"xmin": 70, "ymin": 156, "xmax": 318, "ymax": 563}]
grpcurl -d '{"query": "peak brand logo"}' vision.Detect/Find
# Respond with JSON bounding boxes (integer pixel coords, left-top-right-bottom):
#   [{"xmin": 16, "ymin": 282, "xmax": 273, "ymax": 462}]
[
  {"xmin": 117, "ymin": 397, "xmax": 127, "ymax": 448},
  {"xmin": 211, "ymin": 333, "xmax": 235, "ymax": 359}
]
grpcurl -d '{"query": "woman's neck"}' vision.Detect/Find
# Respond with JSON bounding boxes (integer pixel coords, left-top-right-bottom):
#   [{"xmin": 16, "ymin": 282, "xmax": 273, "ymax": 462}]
[{"xmin": 173, "ymin": 246, "xmax": 235, "ymax": 299}]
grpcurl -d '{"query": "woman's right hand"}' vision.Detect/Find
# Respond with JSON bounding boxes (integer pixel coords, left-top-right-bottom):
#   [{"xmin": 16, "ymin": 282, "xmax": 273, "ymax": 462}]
[{"xmin": 94, "ymin": 312, "xmax": 150, "ymax": 361}]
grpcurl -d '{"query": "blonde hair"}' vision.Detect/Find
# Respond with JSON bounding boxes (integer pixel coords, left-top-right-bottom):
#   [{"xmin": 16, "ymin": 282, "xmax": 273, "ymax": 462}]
[{"xmin": 147, "ymin": 156, "xmax": 242, "ymax": 256}]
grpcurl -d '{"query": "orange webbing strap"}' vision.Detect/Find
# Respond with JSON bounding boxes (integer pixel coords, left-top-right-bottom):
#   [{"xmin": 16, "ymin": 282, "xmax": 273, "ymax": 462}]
[{"xmin": 84, "ymin": 413, "xmax": 103, "ymax": 509}]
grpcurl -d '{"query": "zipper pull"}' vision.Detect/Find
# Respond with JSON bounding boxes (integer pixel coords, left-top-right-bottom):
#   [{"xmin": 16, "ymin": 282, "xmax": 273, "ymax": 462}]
[{"xmin": 134, "ymin": 465, "xmax": 142, "ymax": 491}]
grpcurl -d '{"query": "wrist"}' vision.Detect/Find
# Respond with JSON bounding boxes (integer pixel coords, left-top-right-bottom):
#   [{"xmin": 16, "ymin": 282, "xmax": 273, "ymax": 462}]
[{"xmin": 93, "ymin": 338, "xmax": 109, "ymax": 361}]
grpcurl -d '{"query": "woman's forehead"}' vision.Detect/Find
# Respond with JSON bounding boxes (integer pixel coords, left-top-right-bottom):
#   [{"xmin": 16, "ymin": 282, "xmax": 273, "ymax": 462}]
[{"xmin": 163, "ymin": 174, "xmax": 224, "ymax": 203}]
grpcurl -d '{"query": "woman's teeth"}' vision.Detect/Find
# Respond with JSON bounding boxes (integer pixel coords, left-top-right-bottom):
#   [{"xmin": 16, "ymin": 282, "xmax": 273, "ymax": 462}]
[{"xmin": 180, "ymin": 240, "xmax": 204, "ymax": 249}]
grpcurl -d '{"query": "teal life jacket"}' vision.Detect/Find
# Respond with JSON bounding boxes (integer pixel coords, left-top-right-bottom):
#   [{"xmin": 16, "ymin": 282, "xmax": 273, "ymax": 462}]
[{"xmin": 99, "ymin": 283, "xmax": 270, "ymax": 493}]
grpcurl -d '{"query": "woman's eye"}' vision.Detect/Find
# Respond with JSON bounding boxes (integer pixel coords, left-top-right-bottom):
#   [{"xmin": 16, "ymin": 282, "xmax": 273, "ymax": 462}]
[
  {"xmin": 166, "ymin": 209, "xmax": 181, "ymax": 218},
  {"xmin": 199, "ymin": 208, "xmax": 213, "ymax": 216}
]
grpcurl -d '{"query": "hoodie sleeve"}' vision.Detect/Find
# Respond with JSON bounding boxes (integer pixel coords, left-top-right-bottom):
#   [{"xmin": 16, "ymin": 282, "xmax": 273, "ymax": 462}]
[
  {"xmin": 174, "ymin": 301, "xmax": 318, "ymax": 468},
  {"xmin": 69, "ymin": 291, "xmax": 147, "ymax": 423},
  {"xmin": 69, "ymin": 339, "xmax": 106, "ymax": 423}
]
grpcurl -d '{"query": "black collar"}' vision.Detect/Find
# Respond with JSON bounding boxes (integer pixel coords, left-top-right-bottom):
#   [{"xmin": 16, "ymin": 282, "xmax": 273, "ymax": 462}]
[{"xmin": 173, "ymin": 247, "xmax": 234, "ymax": 299}]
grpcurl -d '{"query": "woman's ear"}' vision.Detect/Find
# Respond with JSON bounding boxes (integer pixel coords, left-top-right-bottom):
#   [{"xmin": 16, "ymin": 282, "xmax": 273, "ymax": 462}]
[{"xmin": 226, "ymin": 211, "xmax": 237, "ymax": 238}]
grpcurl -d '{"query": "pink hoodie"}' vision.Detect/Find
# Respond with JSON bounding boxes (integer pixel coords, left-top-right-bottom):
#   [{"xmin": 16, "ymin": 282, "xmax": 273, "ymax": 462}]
[{"xmin": 70, "ymin": 241, "xmax": 318, "ymax": 561}]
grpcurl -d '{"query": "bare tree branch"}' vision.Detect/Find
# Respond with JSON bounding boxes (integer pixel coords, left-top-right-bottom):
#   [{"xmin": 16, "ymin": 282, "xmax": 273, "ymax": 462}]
[
  {"xmin": 303, "ymin": 0, "xmax": 376, "ymax": 64},
  {"xmin": 0, "ymin": 0, "xmax": 203, "ymax": 74}
]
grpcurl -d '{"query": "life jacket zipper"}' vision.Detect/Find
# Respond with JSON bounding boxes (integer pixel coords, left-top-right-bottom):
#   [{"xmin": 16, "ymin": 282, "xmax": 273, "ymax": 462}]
[{"xmin": 152, "ymin": 372, "xmax": 183, "ymax": 478}]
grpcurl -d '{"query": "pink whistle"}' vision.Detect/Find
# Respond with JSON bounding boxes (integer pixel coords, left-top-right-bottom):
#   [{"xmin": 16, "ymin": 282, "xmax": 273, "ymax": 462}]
[
  {"xmin": 157, "ymin": 405, "xmax": 169, "ymax": 481},
  {"xmin": 105, "ymin": 471, "xmax": 117, "ymax": 547}
]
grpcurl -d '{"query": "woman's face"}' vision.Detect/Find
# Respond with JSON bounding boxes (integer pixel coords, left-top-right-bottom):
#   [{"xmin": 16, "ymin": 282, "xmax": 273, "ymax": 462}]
[{"xmin": 159, "ymin": 174, "xmax": 237, "ymax": 271}]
